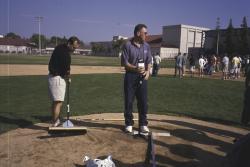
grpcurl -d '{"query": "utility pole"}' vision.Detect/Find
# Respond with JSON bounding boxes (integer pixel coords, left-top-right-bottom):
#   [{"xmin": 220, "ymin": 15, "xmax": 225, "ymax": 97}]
[
  {"xmin": 35, "ymin": 16, "xmax": 43, "ymax": 55},
  {"xmin": 7, "ymin": 0, "xmax": 10, "ymax": 33},
  {"xmin": 216, "ymin": 17, "xmax": 220, "ymax": 55}
]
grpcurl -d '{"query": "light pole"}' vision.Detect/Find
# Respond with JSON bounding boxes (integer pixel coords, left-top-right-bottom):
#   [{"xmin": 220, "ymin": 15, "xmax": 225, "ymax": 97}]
[
  {"xmin": 216, "ymin": 17, "xmax": 220, "ymax": 55},
  {"xmin": 7, "ymin": 0, "xmax": 10, "ymax": 33},
  {"xmin": 35, "ymin": 16, "xmax": 43, "ymax": 55}
]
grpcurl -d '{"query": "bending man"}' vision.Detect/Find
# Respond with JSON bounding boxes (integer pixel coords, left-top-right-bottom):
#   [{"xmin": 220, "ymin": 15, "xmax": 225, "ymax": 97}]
[{"xmin": 48, "ymin": 36, "xmax": 80, "ymax": 127}]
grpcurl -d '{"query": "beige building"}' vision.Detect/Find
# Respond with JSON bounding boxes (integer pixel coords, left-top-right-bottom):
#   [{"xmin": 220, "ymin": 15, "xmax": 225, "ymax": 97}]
[
  {"xmin": 146, "ymin": 35, "xmax": 179, "ymax": 59},
  {"xmin": 0, "ymin": 38, "xmax": 34, "ymax": 54},
  {"xmin": 90, "ymin": 24, "xmax": 210, "ymax": 58},
  {"xmin": 162, "ymin": 24, "xmax": 210, "ymax": 54}
]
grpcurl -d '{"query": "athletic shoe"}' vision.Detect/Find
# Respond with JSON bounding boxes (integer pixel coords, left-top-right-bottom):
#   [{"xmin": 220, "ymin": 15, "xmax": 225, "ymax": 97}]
[
  {"xmin": 125, "ymin": 126, "xmax": 133, "ymax": 133},
  {"xmin": 140, "ymin": 126, "xmax": 150, "ymax": 133},
  {"xmin": 52, "ymin": 119, "xmax": 61, "ymax": 127}
]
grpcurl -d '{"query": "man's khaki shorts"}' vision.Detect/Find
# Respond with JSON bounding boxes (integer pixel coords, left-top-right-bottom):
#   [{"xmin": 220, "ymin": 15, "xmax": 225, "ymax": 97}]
[{"xmin": 48, "ymin": 74, "xmax": 66, "ymax": 101}]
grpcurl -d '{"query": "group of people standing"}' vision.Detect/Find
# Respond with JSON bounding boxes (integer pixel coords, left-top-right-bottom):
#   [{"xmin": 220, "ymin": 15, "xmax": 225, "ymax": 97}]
[
  {"xmin": 198, "ymin": 53, "xmax": 249, "ymax": 80},
  {"xmin": 174, "ymin": 52, "xmax": 250, "ymax": 80},
  {"xmin": 174, "ymin": 52, "xmax": 188, "ymax": 78}
]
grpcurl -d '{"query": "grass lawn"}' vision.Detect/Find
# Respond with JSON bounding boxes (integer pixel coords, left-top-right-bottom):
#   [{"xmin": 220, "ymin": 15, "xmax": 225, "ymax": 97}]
[
  {"xmin": 0, "ymin": 74, "xmax": 245, "ymax": 134},
  {"xmin": 0, "ymin": 54, "xmax": 175, "ymax": 68}
]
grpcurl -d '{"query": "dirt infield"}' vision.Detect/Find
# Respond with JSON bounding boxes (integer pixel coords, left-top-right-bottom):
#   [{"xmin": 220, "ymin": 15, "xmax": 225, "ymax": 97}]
[
  {"xmin": 0, "ymin": 64, "xmax": 244, "ymax": 82},
  {"xmin": 0, "ymin": 113, "xmax": 249, "ymax": 167},
  {"xmin": 0, "ymin": 64, "xmax": 125, "ymax": 76},
  {"xmin": 0, "ymin": 64, "xmax": 176, "ymax": 76}
]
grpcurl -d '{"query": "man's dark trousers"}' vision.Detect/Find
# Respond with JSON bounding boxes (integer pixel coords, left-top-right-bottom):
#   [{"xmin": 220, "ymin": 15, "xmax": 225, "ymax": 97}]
[{"xmin": 124, "ymin": 72, "xmax": 148, "ymax": 126}]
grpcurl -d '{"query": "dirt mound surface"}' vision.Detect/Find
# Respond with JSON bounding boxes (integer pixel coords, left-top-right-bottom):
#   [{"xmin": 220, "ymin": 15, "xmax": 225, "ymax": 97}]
[{"xmin": 0, "ymin": 113, "xmax": 249, "ymax": 167}]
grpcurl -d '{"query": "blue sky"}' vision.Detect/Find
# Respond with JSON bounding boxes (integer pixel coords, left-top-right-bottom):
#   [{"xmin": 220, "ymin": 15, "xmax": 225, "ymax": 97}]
[{"xmin": 0, "ymin": 0, "xmax": 249, "ymax": 43}]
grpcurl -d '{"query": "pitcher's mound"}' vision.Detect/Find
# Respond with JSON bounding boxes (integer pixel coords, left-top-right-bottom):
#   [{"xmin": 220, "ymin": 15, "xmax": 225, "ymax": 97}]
[{"xmin": 0, "ymin": 113, "xmax": 249, "ymax": 167}]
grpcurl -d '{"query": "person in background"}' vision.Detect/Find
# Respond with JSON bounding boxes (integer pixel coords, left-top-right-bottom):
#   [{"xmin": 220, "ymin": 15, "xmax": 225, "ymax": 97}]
[
  {"xmin": 232, "ymin": 54, "xmax": 240, "ymax": 79},
  {"xmin": 244, "ymin": 55, "xmax": 250, "ymax": 76},
  {"xmin": 198, "ymin": 55, "xmax": 206, "ymax": 78},
  {"xmin": 176, "ymin": 52, "xmax": 183, "ymax": 78},
  {"xmin": 189, "ymin": 54, "xmax": 195, "ymax": 77},
  {"xmin": 222, "ymin": 53, "xmax": 229, "ymax": 80},
  {"xmin": 152, "ymin": 52, "xmax": 161, "ymax": 76},
  {"xmin": 238, "ymin": 55, "xmax": 242, "ymax": 78},
  {"xmin": 174, "ymin": 54, "xmax": 178, "ymax": 77},
  {"xmin": 216, "ymin": 55, "xmax": 221, "ymax": 72},
  {"xmin": 150, "ymin": 55, "xmax": 154, "ymax": 75},
  {"xmin": 182, "ymin": 53, "xmax": 187, "ymax": 76}
]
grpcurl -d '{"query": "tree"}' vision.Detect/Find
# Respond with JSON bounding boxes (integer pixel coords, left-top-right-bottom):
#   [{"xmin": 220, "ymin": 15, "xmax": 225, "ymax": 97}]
[
  {"xmin": 5, "ymin": 32, "xmax": 21, "ymax": 39},
  {"xmin": 48, "ymin": 36, "xmax": 59, "ymax": 47},
  {"xmin": 46, "ymin": 36, "xmax": 85, "ymax": 48},
  {"xmin": 225, "ymin": 18, "xmax": 235, "ymax": 57},
  {"xmin": 91, "ymin": 43, "xmax": 105, "ymax": 54},
  {"xmin": 61, "ymin": 36, "xmax": 67, "ymax": 44},
  {"xmin": 79, "ymin": 40, "xmax": 85, "ymax": 48},
  {"xmin": 239, "ymin": 16, "xmax": 250, "ymax": 57},
  {"xmin": 30, "ymin": 33, "xmax": 47, "ymax": 49},
  {"xmin": 47, "ymin": 36, "xmax": 66, "ymax": 47},
  {"xmin": 112, "ymin": 38, "xmax": 125, "ymax": 57}
]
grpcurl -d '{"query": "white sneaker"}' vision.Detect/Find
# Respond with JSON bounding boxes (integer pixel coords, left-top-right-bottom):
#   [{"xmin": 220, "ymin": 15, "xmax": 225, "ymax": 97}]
[
  {"xmin": 140, "ymin": 126, "xmax": 150, "ymax": 133},
  {"xmin": 52, "ymin": 119, "xmax": 61, "ymax": 127},
  {"xmin": 125, "ymin": 126, "xmax": 133, "ymax": 133}
]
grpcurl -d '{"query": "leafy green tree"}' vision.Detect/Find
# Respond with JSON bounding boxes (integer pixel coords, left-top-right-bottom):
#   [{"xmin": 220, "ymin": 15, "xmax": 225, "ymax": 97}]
[
  {"xmin": 30, "ymin": 33, "xmax": 47, "ymax": 49},
  {"xmin": 225, "ymin": 18, "xmax": 235, "ymax": 57},
  {"xmin": 112, "ymin": 38, "xmax": 125, "ymax": 56},
  {"xmin": 5, "ymin": 32, "xmax": 21, "ymax": 39},
  {"xmin": 91, "ymin": 43, "xmax": 105, "ymax": 54},
  {"xmin": 48, "ymin": 36, "xmax": 59, "ymax": 47},
  {"xmin": 61, "ymin": 36, "xmax": 68, "ymax": 44},
  {"xmin": 239, "ymin": 16, "xmax": 250, "ymax": 57},
  {"xmin": 46, "ymin": 36, "xmax": 84, "ymax": 48},
  {"xmin": 47, "ymin": 36, "xmax": 66, "ymax": 47}
]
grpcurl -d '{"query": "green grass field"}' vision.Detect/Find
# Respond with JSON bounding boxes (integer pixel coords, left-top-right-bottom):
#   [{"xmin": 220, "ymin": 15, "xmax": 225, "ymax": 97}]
[
  {"xmin": 0, "ymin": 54, "xmax": 175, "ymax": 68},
  {"xmin": 0, "ymin": 74, "xmax": 245, "ymax": 134}
]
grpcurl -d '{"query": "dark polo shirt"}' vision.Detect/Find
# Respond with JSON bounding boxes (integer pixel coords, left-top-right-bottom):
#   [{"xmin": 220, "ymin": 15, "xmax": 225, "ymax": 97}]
[
  {"xmin": 121, "ymin": 40, "xmax": 152, "ymax": 71},
  {"xmin": 48, "ymin": 44, "xmax": 71, "ymax": 78}
]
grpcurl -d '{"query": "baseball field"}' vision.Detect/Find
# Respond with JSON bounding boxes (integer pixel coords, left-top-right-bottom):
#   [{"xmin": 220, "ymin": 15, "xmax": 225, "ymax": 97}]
[{"xmin": 0, "ymin": 54, "xmax": 249, "ymax": 167}]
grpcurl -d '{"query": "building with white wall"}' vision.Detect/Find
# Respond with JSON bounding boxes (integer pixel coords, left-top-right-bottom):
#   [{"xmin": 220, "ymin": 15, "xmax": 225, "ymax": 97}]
[
  {"xmin": 113, "ymin": 35, "xmax": 128, "ymax": 41},
  {"xmin": 146, "ymin": 35, "xmax": 179, "ymax": 59},
  {"xmin": 0, "ymin": 38, "xmax": 34, "ymax": 54},
  {"xmin": 90, "ymin": 25, "xmax": 210, "ymax": 58},
  {"xmin": 162, "ymin": 24, "xmax": 210, "ymax": 54}
]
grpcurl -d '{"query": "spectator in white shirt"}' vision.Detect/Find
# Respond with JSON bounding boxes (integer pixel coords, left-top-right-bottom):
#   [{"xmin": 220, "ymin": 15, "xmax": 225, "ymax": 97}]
[{"xmin": 198, "ymin": 55, "xmax": 206, "ymax": 78}]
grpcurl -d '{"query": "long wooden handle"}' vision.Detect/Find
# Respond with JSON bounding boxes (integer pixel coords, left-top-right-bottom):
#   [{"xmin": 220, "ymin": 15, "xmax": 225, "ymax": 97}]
[{"xmin": 74, "ymin": 118, "xmax": 139, "ymax": 121}]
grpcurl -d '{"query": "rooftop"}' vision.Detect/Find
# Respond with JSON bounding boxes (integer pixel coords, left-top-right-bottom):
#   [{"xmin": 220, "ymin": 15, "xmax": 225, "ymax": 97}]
[{"xmin": 0, "ymin": 38, "xmax": 34, "ymax": 47}]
